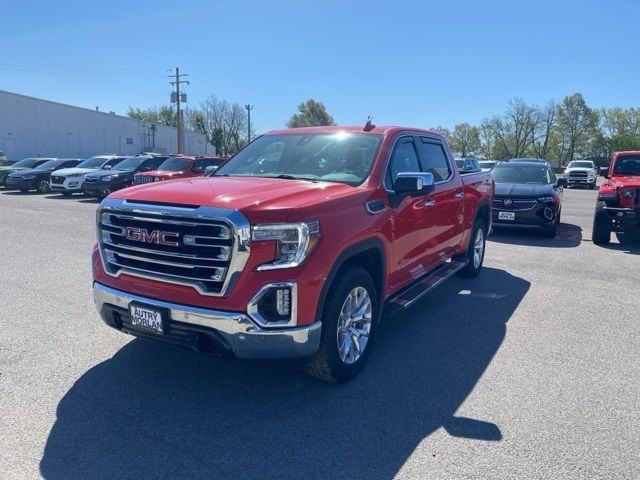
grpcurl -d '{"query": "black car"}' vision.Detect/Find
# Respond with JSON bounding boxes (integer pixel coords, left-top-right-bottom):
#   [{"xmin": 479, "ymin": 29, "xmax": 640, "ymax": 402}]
[
  {"xmin": 82, "ymin": 154, "xmax": 168, "ymax": 198},
  {"xmin": 5, "ymin": 159, "xmax": 82, "ymax": 193},
  {"xmin": 491, "ymin": 161, "xmax": 567, "ymax": 237}
]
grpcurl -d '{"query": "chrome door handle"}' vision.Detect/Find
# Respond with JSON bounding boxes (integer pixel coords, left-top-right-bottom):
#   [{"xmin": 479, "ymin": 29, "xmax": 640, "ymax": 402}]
[
  {"xmin": 455, "ymin": 191, "xmax": 464, "ymax": 198},
  {"xmin": 424, "ymin": 199, "xmax": 436, "ymax": 207}
]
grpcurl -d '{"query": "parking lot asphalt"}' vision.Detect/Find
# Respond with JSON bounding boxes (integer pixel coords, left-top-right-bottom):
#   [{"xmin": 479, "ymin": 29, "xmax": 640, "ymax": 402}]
[{"xmin": 0, "ymin": 186, "xmax": 638, "ymax": 480}]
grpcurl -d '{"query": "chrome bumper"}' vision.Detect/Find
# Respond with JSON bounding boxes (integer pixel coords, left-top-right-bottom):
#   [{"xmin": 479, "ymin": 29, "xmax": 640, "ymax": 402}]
[{"xmin": 93, "ymin": 283, "xmax": 322, "ymax": 359}]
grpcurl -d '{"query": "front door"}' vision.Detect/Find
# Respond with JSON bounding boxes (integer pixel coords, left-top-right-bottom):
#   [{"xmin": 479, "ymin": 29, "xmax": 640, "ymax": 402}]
[{"xmin": 386, "ymin": 136, "xmax": 443, "ymax": 291}]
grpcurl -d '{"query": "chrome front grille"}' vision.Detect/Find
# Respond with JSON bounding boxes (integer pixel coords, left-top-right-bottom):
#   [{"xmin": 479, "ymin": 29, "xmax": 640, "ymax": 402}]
[
  {"xmin": 97, "ymin": 199, "xmax": 250, "ymax": 296},
  {"xmin": 134, "ymin": 176, "xmax": 155, "ymax": 184},
  {"xmin": 569, "ymin": 171, "xmax": 588, "ymax": 177},
  {"xmin": 493, "ymin": 198, "xmax": 537, "ymax": 211}
]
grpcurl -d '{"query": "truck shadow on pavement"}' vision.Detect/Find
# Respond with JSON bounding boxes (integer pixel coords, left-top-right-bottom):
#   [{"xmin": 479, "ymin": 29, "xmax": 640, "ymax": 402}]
[
  {"xmin": 489, "ymin": 223, "xmax": 582, "ymax": 248},
  {"xmin": 40, "ymin": 267, "xmax": 530, "ymax": 480},
  {"xmin": 599, "ymin": 233, "xmax": 640, "ymax": 255}
]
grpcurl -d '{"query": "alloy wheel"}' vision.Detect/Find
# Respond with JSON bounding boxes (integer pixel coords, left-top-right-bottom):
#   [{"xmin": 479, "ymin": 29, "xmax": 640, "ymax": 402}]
[{"xmin": 336, "ymin": 286, "xmax": 372, "ymax": 365}]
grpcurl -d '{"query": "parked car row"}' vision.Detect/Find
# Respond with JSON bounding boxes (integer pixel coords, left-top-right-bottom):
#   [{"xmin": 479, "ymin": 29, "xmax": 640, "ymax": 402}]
[{"xmin": 0, "ymin": 153, "xmax": 226, "ymax": 197}]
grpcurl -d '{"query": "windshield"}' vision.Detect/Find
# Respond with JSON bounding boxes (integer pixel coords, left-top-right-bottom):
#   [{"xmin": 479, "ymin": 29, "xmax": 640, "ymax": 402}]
[
  {"xmin": 215, "ymin": 133, "xmax": 383, "ymax": 185},
  {"xmin": 158, "ymin": 158, "xmax": 191, "ymax": 171},
  {"xmin": 568, "ymin": 161, "xmax": 594, "ymax": 169},
  {"xmin": 11, "ymin": 158, "xmax": 39, "ymax": 168},
  {"xmin": 492, "ymin": 165, "xmax": 552, "ymax": 185},
  {"xmin": 77, "ymin": 157, "xmax": 110, "ymax": 169},
  {"xmin": 112, "ymin": 157, "xmax": 146, "ymax": 172},
  {"xmin": 615, "ymin": 156, "xmax": 640, "ymax": 175},
  {"xmin": 35, "ymin": 160, "xmax": 60, "ymax": 170}
]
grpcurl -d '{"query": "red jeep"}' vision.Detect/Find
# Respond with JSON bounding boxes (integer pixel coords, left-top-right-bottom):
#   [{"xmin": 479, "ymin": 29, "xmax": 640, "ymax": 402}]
[
  {"xmin": 133, "ymin": 156, "xmax": 226, "ymax": 185},
  {"xmin": 592, "ymin": 150, "xmax": 640, "ymax": 244},
  {"xmin": 92, "ymin": 125, "xmax": 493, "ymax": 381}
]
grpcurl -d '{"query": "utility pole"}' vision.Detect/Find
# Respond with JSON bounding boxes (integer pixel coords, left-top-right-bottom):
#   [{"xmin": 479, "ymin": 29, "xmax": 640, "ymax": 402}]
[
  {"xmin": 169, "ymin": 67, "xmax": 189, "ymax": 154},
  {"xmin": 245, "ymin": 104, "xmax": 253, "ymax": 144}
]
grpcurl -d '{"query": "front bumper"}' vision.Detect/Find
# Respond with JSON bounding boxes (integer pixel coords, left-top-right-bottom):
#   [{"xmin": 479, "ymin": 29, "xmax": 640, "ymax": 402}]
[
  {"xmin": 566, "ymin": 177, "xmax": 596, "ymax": 185},
  {"xmin": 82, "ymin": 181, "xmax": 112, "ymax": 197},
  {"xmin": 603, "ymin": 206, "xmax": 640, "ymax": 228},
  {"xmin": 492, "ymin": 203, "xmax": 557, "ymax": 227},
  {"xmin": 93, "ymin": 282, "xmax": 322, "ymax": 359},
  {"xmin": 51, "ymin": 177, "xmax": 84, "ymax": 192},
  {"xmin": 4, "ymin": 177, "xmax": 36, "ymax": 190}
]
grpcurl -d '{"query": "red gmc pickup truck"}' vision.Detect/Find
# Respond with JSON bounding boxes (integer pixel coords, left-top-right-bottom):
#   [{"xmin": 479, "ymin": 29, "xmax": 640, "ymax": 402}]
[
  {"xmin": 592, "ymin": 150, "xmax": 640, "ymax": 244},
  {"xmin": 92, "ymin": 125, "xmax": 493, "ymax": 382}
]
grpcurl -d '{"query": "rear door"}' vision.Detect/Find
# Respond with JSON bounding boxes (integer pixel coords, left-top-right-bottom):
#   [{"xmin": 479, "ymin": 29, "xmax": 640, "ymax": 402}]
[
  {"xmin": 415, "ymin": 137, "xmax": 465, "ymax": 259},
  {"xmin": 385, "ymin": 136, "xmax": 442, "ymax": 291}
]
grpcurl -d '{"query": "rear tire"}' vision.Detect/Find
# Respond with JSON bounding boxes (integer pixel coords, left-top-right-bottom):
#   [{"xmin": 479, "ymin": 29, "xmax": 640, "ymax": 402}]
[
  {"xmin": 305, "ymin": 266, "xmax": 378, "ymax": 383},
  {"xmin": 592, "ymin": 200, "xmax": 612, "ymax": 245},
  {"xmin": 457, "ymin": 219, "xmax": 486, "ymax": 278}
]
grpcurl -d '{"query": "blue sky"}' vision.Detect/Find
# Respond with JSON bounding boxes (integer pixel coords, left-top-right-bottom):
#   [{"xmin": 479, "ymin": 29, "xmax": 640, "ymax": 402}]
[{"xmin": 2, "ymin": 0, "xmax": 638, "ymax": 134}]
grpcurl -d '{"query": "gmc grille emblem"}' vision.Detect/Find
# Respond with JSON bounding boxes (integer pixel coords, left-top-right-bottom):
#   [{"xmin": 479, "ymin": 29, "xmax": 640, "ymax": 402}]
[{"xmin": 124, "ymin": 227, "xmax": 179, "ymax": 246}]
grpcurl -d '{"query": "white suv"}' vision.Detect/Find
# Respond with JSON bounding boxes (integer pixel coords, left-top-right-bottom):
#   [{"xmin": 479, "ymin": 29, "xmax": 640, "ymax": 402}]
[{"xmin": 50, "ymin": 155, "xmax": 127, "ymax": 195}]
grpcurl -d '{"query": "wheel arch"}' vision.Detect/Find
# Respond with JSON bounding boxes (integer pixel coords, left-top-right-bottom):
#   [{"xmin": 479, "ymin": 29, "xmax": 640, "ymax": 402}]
[{"xmin": 315, "ymin": 237, "xmax": 386, "ymax": 324}]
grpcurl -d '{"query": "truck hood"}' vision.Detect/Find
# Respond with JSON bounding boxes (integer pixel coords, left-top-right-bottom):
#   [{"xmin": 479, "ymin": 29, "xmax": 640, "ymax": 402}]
[
  {"xmin": 608, "ymin": 176, "xmax": 640, "ymax": 188},
  {"xmin": 111, "ymin": 176, "xmax": 358, "ymax": 222},
  {"xmin": 494, "ymin": 183, "xmax": 555, "ymax": 197},
  {"xmin": 54, "ymin": 167, "xmax": 98, "ymax": 177},
  {"xmin": 565, "ymin": 167, "xmax": 595, "ymax": 173}
]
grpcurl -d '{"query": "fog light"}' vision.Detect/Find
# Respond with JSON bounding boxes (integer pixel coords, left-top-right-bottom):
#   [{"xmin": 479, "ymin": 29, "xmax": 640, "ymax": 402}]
[
  {"xmin": 544, "ymin": 207, "xmax": 554, "ymax": 220},
  {"xmin": 276, "ymin": 288, "xmax": 291, "ymax": 316},
  {"xmin": 617, "ymin": 211, "xmax": 624, "ymax": 218}
]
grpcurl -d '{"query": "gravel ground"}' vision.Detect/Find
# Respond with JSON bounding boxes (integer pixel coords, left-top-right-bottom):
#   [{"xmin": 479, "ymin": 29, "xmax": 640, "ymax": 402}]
[{"xmin": 0, "ymin": 185, "xmax": 638, "ymax": 480}]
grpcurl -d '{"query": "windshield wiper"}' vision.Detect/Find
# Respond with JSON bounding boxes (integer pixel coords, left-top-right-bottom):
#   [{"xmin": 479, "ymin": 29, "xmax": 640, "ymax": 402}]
[{"xmin": 275, "ymin": 174, "xmax": 317, "ymax": 182}]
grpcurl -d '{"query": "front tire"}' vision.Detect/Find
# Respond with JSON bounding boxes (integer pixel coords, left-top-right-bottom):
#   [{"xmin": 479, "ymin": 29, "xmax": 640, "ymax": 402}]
[
  {"xmin": 592, "ymin": 200, "xmax": 612, "ymax": 245},
  {"xmin": 457, "ymin": 219, "xmax": 486, "ymax": 278},
  {"xmin": 306, "ymin": 266, "xmax": 378, "ymax": 383},
  {"xmin": 36, "ymin": 179, "xmax": 51, "ymax": 193}
]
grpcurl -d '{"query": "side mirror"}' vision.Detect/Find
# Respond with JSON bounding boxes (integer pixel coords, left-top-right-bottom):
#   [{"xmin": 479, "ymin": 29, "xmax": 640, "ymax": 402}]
[
  {"xmin": 103, "ymin": 164, "xmax": 112, "ymax": 170},
  {"xmin": 204, "ymin": 165, "xmax": 218, "ymax": 176},
  {"xmin": 556, "ymin": 177, "xmax": 568, "ymax": 187},
  {"xmin": 599, "ymin": 167, "xmax": 609, "ymax": 178},
  {"xmin": 394, "ymin": 172, "xmax": 435, "ymax": 196}
]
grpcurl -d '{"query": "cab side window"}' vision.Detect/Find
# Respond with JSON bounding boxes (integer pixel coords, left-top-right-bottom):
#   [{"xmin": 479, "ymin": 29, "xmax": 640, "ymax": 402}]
[
  {"xmin": 417, "ymin": 138, "xmax": 451, "ymax": 182},
  {"xmin": 385, "ymin": 138, "xmax": 420, "ymax": 189},
  {"xmin": 192, "ymin": 159, "xmax": 205, "ymax": 170}
]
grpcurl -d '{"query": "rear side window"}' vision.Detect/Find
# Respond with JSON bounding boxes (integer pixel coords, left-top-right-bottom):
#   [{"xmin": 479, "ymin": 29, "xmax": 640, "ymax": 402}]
[
  {"xmin": 417, "ymin": 139, "xmax": 451, "ymax": 182},
  {"xmin": 385, "ymin": 138, "xmax": 420, "ymax": 189},
  {"xmin": 147, "ymin": 157, "xmax": 166, "ymax": 170}
]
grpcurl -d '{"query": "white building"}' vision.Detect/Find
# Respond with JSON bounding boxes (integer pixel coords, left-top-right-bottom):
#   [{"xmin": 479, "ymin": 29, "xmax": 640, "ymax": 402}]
[{"xmin": 0, "ymin": 90, "xmax": 214, "ymax": 160}]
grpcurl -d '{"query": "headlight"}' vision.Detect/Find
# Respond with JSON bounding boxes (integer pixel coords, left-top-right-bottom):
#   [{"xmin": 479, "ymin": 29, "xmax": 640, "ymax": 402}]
[
  {"xmin": 155, "ymin": 176, "xmax": 161, "ymax": 182},
  {"xmin": 252, "ymin": 220, "xmax": 320, "ymax": 270},
  {"xmin": 21, "ymin": 174, "xmax": 36, "ymax": 180},
  {"xmin": 621, "ymin": 188, "xmax": 634, "ymax": 199},
  {"xmin": 538, "ymin": 196, "xmax": 555, "ymax": 202},
  {"xmin": 102, "ymin": 175, "xmax": 113, "ymax": 181},
  {"xmin": 68, "ymin": 173, "xmax": 82, "ymax": 178}
]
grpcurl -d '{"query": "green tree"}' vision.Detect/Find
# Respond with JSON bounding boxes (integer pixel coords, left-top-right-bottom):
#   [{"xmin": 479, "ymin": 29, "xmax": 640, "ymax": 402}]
[
  {"xmin": 449, "ymin": 123, "xmax": 480, "ymax": 157},
  {"xmin": 127, "ymin": 106, "xmax": 176, "ymax": 127},
  {"xmin": 481, "ymin": 98, "xmax": 538, "ymax": 159},
  {"xmin": 287, "ymin": 99, "xmax": 335, "ymax": 128},
  {"xmin": 429, "ymin": 126, "xmax": 451, "ymax": 142},
  {"xmin": 554, "ymin": 92, "xmax": 597, "ymax": 165}
]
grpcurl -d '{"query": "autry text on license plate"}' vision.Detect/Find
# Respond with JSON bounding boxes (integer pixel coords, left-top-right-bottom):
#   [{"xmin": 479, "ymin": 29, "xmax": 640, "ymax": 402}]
[
  {"xmin": 498, "ymin": 211, "xmax": 515, "ymax": 220},
  {"xmin": 129, "ymin": 304, "xmax": 164, "ymax": 334}
]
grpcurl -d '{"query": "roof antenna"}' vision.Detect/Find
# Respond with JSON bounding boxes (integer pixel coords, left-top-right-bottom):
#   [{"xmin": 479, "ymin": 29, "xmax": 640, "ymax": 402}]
[{"xmin": 363, "ymin": 116, "xmax": 375, "ymax": 132}]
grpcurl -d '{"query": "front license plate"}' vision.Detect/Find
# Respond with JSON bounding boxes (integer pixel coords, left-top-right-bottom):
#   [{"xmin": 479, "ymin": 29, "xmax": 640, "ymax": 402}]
[
  {"xmin": 129, "ymin": 303, "xmax": 165, "ymax": 334},
  {"xmin": 498, "ymin": 211, "xmax": 515, "ymax": 221}
]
